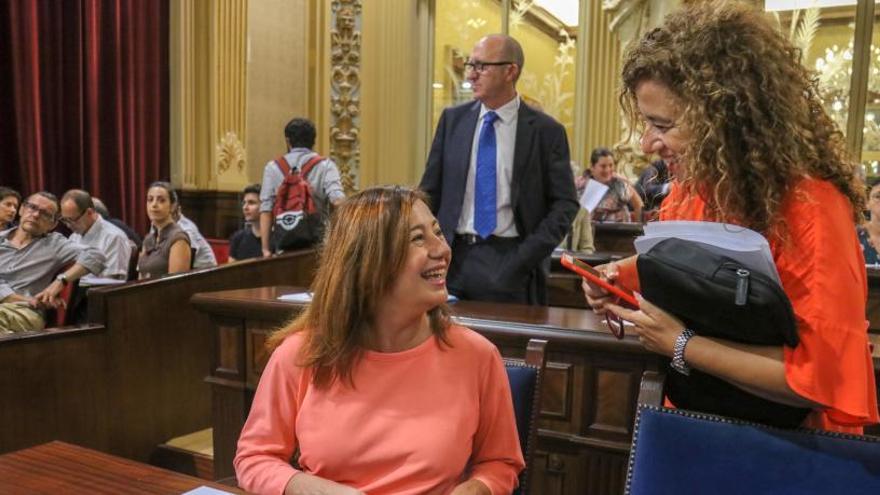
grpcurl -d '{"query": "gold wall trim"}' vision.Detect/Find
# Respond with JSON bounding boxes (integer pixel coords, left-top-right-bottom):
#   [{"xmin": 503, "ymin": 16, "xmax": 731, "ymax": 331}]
[
  {"xmin": 211, "ymin": 0, "xmax": 249, "ymax": 190},
  {"xmin": 330, "ymin": 0, "xmax": 362, "ymax": 193},
  {"xmin": 170, "ymin": 0, "xmax": 249, "ymax": 191}
]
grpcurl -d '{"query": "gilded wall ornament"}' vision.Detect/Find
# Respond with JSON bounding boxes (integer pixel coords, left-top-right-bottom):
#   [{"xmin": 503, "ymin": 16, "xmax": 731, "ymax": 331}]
[
  {"xmin": 330, "ymin": 0, "xmax": 362, "ymax": 193},
  {"xmin": 216, "ymin": 131, "xmax": 246, "ymax": 174}
]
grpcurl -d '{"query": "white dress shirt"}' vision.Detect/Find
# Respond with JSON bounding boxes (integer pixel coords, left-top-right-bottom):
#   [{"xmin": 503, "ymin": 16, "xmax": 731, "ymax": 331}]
[
  {"xmin": 457, "ymin": 95, "xmax": 520, "ymax": 238},
  {"xmin": 69, "ymin": 215, "xmax": 132, "ymax": 280}
]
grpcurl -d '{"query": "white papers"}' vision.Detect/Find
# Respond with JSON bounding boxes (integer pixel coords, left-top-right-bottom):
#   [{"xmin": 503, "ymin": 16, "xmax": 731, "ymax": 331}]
[
  {"xmin": 181, "ymin": 487, "xmax": 237, "ymax": 495},
  {"xmin": 634, "ymin": 221, "xmax": 780, "ymax": 283},
  {"xmin": 78, "ymin": 275, "xmax": 127, "ymax": 287},
  {"xmin": 579, "ymin": 179, "xmax": 609, "ymax": 212},
  {"xmin": 279, "ymin": 292, "xmax": 460, "ymax": 304},
  {"xmin": 278, "ymin": 292, "xmax": 313, "ymax": 303}
]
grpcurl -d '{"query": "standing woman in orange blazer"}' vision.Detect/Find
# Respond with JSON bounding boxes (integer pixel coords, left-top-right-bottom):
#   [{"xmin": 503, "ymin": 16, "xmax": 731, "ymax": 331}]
[{"xmin": 584, "ymin": 2, "xmax": 878, "ymax": 433}]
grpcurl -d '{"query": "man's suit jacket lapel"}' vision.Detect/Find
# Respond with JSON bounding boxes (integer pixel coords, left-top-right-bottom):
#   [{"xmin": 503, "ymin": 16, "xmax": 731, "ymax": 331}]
[
  {"xmin": 511, "ymin": 102, "xmax": 537, "ymax": 212},
  {"xmin": 444, "ymin": 101, "xmax": 481, "ymax": 240}
]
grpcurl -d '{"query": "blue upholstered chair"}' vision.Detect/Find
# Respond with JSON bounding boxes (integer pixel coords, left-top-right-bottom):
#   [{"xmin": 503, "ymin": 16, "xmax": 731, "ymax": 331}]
[
  {"xmin": 503, "ymin": 338, "xmax": 547, "ymax": 495},
  {"xmin": 626, "ymin": 373, "xmax": 880, "ymax": 495}
]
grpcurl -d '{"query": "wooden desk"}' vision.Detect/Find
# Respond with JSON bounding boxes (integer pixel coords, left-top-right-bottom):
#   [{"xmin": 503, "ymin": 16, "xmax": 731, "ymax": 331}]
[
  {"xmin": 592, "ymin": 222, "xmax": 643, "ymax": 253},
  {"xmin": 192, "ymin": 286, "xmax": 662, "ymax": 495},
  {"xmin": 0, "ymin": 441, "xmax": 245, "ymax": 494}
]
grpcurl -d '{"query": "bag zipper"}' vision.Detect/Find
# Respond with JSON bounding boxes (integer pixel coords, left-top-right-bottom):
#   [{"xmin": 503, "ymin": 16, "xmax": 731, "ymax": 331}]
[{"xmin": 735, "ymin": 268, "xmax": 749, "ymax": 306}]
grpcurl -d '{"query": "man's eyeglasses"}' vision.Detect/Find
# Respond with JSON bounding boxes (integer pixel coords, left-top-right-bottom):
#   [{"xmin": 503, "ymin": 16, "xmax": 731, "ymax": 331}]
[
  {"xmin": 464, "ymin": 60, "xmax": 514, "ymax": 73},
  {"xmin": 60, "ymin": 209, "xmax": 87, "ymax": 227},
  {"xmin": 21, "ymin": 201, "xmax": 57, "ymax": 222}
]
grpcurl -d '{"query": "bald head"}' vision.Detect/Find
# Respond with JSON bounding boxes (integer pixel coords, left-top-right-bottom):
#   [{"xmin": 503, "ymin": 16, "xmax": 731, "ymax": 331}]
[{"xmin": 481, "ymin": 34, "xmax": 524, "ymax": 82}]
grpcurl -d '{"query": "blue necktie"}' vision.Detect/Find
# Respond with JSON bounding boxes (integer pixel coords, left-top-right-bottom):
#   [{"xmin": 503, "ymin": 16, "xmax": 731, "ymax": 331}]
[{"xmin": 474, "ymin": 111, "xmax": 499, "ymax": 239}]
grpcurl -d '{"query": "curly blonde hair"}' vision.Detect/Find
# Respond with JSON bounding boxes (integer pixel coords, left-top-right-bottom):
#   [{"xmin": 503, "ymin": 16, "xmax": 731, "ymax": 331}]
[{"xmin": 620, "ymin": 1, "xmax": 864, "ymax": 235}]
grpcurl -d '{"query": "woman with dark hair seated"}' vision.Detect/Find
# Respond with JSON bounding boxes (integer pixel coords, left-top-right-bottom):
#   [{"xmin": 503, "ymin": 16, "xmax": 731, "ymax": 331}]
[
  {"xmin": 588, "ymin": 147, "xmax": 643, "ymax": 222},
  {"xmin": 235, "ymin": 186, "xmax": 523, "ymax": 495},
  {"xmin": 137, "ymin": 181, "xmax": 191, "ymax": 279},
  {"xmin": 584, "ymin": 1, "xmax": 877, "ymax": 433}
]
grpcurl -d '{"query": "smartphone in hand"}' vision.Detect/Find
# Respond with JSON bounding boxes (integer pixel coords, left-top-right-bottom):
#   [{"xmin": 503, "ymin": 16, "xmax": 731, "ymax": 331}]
[{"xmin": 560, "ymin": 252, "xmax": 639, "ymax": 309}]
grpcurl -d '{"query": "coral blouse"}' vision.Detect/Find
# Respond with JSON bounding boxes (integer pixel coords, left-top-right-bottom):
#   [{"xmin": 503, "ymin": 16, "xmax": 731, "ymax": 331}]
[
  {"xmin": 234, "ymin": 325, "xmax": 524, "ymax": 495},
  {"xmin": 650, "ymin": 178, "xmax": 878, "ymax": 433}
]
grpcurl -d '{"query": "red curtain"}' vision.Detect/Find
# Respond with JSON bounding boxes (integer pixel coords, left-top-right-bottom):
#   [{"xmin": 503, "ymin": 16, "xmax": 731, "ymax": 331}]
[{"xmin": 0, "ymin": 0, "xmax": 169, "ymax": 235}]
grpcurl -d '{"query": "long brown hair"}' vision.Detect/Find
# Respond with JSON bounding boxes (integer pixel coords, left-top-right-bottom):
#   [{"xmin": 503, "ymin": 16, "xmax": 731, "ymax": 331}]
[
  {"xmin": 620, "ymin": 1, "xmax": 864, "ymax": 236},
  {"xmin": 267, "ymin": 186, "xmax": 451, "ymax": 388}
]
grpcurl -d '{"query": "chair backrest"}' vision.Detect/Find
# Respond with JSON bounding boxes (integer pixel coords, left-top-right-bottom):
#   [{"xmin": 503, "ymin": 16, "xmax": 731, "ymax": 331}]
[
  {"xmin": 127, "ymin": 247, "xmax": 140, "ymax": 281},
  {"xmin": 50, "ymin": 264, "xmax": 79, "ymax": 327},
  {"xmin": 626, "ymin": 404, "xmax": 880, "ymax": 495},
  {"xmin": 207, "ymin": 238, "xmax": 230, "ymax": 264},
  {"xmin": 503, "ymin": 338, "xmax": 547, "ymax": 495}
]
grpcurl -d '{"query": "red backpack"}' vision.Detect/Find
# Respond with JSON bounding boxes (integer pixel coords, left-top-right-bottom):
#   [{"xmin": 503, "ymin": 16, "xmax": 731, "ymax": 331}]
[{"xmin": 271, "ymin": 154, "xmax": 324, "ymax": 250}]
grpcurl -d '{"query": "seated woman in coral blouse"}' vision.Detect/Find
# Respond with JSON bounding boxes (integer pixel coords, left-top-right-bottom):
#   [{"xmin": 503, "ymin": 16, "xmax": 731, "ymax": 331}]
[
  {"xmin": 582, "ymin": 3, "xmax": 878, "ymax": 433},
  {"xmin": 234, "ymin": 186, "xmax": 524, "ymax": 495}
]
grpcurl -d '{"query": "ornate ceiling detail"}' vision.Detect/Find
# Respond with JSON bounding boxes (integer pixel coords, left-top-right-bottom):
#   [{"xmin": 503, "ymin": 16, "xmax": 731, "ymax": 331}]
[{"xmin": 330, "ymin": 0, "xmax": 362, "ymax": 193}]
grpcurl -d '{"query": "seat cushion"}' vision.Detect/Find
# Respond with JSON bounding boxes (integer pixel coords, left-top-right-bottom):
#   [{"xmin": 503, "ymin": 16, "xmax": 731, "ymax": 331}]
[{"xmin": 627, "ymin": 406, "xmax": 880, "ymax": 495}]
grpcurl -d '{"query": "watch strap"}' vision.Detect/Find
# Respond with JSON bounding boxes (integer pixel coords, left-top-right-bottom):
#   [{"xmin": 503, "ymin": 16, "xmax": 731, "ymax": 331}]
[{"xmin": 671, "ymin": 328, "xmax": 696, "ymax": 375}]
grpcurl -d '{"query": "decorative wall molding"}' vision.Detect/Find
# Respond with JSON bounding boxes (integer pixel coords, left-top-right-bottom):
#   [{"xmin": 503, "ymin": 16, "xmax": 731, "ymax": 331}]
[
  {"xmin": 329, "ymin": 0, "xmax": 362, "ymax": 193},
  {"xmin": 211, "ymin": 0, "xmax": 249, "ymax": 190},
  {"xmin": 216, "ymin": 131, "xmax": 247, "ymax": 174}
]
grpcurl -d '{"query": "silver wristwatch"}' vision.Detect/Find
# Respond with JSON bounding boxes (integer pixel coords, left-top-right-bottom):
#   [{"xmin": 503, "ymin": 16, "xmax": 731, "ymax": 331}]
[
  {"xmin": 55, "ymin": 273, "xmax": 69, "ymax": 286},
  {"xmin": 671, "ymin": 328, "xmax": 696, "ymax": 375}
]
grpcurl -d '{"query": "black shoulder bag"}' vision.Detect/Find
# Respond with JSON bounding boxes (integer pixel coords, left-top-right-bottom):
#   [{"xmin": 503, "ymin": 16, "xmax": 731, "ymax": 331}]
[{"xmin": 637, "ymin": 237, "xmax": 810, "ymax": 428}]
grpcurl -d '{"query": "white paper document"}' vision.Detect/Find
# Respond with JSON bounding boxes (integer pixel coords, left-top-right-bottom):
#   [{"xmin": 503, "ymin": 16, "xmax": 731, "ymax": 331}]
[
  {"xmin": 634, "ymin": 221, "xmax": 780, "ymax": 284},
  {"xmin": 279, "ymin": 292, "xmax": 460, "ymax": 303},
  {"xmin": 579, "ymin": 179, "xmax": 609, "ymax": 212},
  {"xmin": 78, "ymin": 275, "xmax": 128, "ymax": 287},
  {"xmin": 181, "ymin": 487, "xmax": 237, "ymax": 495},
  {"xmin": 278, "ymin": 291, "xmax": 313, "ymax": 303}
]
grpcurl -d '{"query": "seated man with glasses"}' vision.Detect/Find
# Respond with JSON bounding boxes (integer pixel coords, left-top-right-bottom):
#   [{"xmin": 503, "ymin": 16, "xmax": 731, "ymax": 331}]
[
  {"xmin": 0, "ymin": 191, "xmax": 105, "ymax": 333},
  {"xmin": 61, "ymin": 189, "xmax": 133, "ymax": 281}
]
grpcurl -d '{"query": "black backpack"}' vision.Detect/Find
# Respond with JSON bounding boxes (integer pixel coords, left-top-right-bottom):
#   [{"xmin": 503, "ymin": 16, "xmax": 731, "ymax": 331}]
[
  {"xmin": 637, "ymin": 237, "xmax": 810, "ymax": 428},
  {"xmin": 270, "ymin": 154, "xmax": 324, "ymax": 251}
]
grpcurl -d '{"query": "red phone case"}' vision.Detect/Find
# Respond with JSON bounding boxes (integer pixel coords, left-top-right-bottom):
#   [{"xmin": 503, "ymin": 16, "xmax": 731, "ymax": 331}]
[{"xmin": 560, "ymin": 252, "xmax": 640, "ymax": 309}]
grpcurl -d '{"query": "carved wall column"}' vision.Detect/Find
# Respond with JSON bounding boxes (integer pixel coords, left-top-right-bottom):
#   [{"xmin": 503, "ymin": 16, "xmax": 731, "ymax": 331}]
[
  {"xmin": 329, "ymin": 0, "xmax": 362, "ymax": 193},
  {"xmin": 170, "ymin": 0, "xmax": 248, "ymax": 191},
  {"xmin": 169, "ymin": 0, "xmax": 211, "ymax": 189},
  {"xmin": 211, "ymin": 0, "xmax": 249, "ymax": 191}
]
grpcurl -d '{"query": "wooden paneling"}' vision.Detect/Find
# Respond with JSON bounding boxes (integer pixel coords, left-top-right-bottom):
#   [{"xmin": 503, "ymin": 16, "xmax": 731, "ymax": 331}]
[
  {"xmin": 0, "ymin": 326, "xmax": 108, "ymax": 455},
  {"xmin": 178, "ymin": 189, "xmax": 242, "ymax": 239},
  {"xmin": 82, "ymin": 251, "xmax": 317, "ymax": 463}
]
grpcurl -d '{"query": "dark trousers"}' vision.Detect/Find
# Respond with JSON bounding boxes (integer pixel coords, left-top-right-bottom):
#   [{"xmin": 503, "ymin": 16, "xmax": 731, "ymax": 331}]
[{"xmin": 447, "ymin": 235, "xmax": 538, "ymax": 304}]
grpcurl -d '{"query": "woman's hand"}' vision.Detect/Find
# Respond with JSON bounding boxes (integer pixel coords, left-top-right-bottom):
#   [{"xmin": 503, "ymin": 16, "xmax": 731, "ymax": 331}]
[
  {"xmin": 580, "ymin": 262, "xmax": 619, "ymax": 315},
  {"xmin": 284, "ymin": 473, "xmax": 365, "ymax": 495},
  {"xmin": 606, "ymin": 294, "xmax": 685, "ymax": 357},
  {"xmin": 450, "ymin": 479, "xmax": 491, "ymax": 495}
]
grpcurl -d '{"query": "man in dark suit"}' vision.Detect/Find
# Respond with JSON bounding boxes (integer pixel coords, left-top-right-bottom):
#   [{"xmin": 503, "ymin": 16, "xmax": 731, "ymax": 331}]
[{"xmin": 420, "ymin": 34, "xmax": 578, "ymax": 305}]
